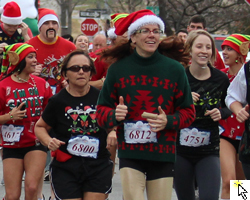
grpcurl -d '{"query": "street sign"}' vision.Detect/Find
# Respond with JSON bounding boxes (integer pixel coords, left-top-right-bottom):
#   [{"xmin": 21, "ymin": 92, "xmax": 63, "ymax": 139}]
[
  {"xmin": 79, "ymin": 11, "xmax": 101, "ymax": 18},
  {"xmin": 86, "ymin": 9, "xmax": 108, "ymax": 14},
  {"xmin": 81, "ymin": 19, "xmax": 99, "ymax": 36}
]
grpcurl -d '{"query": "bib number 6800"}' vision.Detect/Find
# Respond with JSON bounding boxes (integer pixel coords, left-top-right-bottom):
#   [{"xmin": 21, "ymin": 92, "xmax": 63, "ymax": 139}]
[{"xmin": 71, "ymin": 143, "xmax": 95, "ymax": 153}]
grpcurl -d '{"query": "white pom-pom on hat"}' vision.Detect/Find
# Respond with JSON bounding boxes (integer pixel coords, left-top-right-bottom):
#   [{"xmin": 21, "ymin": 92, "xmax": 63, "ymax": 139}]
[{"xmin": 107, "ymin": 28, "xmax": 117, "ymax": 39}]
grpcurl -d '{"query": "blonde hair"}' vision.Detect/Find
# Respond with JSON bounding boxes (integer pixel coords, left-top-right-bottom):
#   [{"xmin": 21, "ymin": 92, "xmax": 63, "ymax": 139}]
[{"xmin": 185, "ymin": 30, "xmax": 216, "ymax": 65}]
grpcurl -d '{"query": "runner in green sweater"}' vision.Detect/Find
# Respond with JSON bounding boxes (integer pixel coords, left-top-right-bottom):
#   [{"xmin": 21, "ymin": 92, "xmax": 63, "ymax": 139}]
[{"xmin": 97, "ymin": 9, "xmax": 195, "ymax": 200}]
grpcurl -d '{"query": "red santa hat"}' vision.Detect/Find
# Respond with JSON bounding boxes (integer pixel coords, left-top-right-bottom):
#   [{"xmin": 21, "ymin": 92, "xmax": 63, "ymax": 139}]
[
  {"xmin": 0, "ymin": 1, "xmax": 22, "ymax": 25},
  {"xmin": 115, "ymin": 9, "xmax": 165, "ymax": 38},
  {"xmin": 38, "ymin": 8, "xmax": 59, "ymax": 29},
  {"xmin": 245, "ymin": 0, "xmax": 250, "ymax": 5}
]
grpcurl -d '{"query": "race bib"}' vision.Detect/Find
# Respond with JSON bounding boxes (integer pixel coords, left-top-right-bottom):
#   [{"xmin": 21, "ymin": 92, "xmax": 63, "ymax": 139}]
[
  {"xmin": 218, "ymin": 125, "xmax": 225, "ymax": 135},
  {"xmin": 124, "ymin": 121, "xmax": 157, "ymax": 144},
  {"xmin": 67, "ymin": 135, "xmax": 99, "ymax": 158},
  {"xmin": 236, "ymin": 136, "xmax": 242, "ymax": 140},
  {"xmin": 50, "ymin": 86, "xmax": 56, "ymax": 95},
  {"xmin": 180, "ymin": 127, "xmax": 210, "ymax": 147},
  {"xmin": 1, "ymin": 124, "xmax": 24, "ymax": 143}
]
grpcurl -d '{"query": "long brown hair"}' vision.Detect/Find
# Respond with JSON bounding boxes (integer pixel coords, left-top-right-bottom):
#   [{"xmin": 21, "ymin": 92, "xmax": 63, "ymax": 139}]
[
  {"xmin": 100, "ymin": 35, "xmax": 189, "ymax": 67},
  {"xmin": 100, "ymin": 39, "xmax": 134, "ymax": 65},
  {"xmin": 158, "ymin": 35, "xmax": 190, "ymax": 67},
  {"xmin": 184, "ymin": 29, "xmax": 216, "ymax": 65}
]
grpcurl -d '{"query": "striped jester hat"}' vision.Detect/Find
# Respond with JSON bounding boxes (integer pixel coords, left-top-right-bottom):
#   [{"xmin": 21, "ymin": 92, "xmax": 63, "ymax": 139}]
[
  {"xmin": 0, "ymin": 43, "xmax": 36, "ymax": 79},
  {"xmin": 221, "ymin": 34, "xmax": 250, "ymax": 61},
  {"xmin": 107, "ymin": 13, "xmax": 129, "ymax": 39}
]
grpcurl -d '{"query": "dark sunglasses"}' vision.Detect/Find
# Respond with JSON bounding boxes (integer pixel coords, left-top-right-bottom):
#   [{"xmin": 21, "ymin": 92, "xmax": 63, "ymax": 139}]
[{"xmin": 65, "ymin": 65, "xmax": 91, "ymax": 72}]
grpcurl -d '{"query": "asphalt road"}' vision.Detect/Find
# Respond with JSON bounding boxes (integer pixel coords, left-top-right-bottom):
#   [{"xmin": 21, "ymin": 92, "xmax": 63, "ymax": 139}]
[{"xmin": 0, "ymin": 157, "xmax": 180, "ymax": 200}]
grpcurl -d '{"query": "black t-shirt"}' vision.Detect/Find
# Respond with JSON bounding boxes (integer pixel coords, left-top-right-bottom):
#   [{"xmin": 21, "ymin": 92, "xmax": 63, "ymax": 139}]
[
  {"xmin": 177, "ymin": 65, "xmax": 230, "ymax": 157},
  {"xmin": 42, "ymin": 86, "xmax": 109, "ymax": 159}
]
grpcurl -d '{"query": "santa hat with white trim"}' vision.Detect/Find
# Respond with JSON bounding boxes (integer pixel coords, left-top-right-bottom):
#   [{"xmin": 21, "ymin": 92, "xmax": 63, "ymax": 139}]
[
  {"xmin": 107, "ymin": 13, "xmax": 129, "ymax": 39},
  {"xmin": 0, "ymin": 1, "xmax": 22, "ymax": 25},
  {"xmin": 38, "ymin": 8, "xmax": 59, "ymax": 29},
  {"xmin": 115, "ymin": 9, "xmax": 165, "ymax": 38}
]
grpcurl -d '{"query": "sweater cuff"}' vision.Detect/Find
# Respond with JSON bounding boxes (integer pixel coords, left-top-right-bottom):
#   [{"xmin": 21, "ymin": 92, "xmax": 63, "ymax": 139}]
[
  {"xmin": 165, "ymin": 115, "xmax": 175, "ymax": 130},
  {"xmin": 109, "ymin": 109, "xmax": 120, "ymax": 128}
]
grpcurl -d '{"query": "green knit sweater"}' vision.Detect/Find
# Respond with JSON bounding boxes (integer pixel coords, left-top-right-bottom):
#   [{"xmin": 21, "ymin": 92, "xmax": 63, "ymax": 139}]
[{"xmin": 97, "ymin": 49, "xmax": 195, "ymax": 162}]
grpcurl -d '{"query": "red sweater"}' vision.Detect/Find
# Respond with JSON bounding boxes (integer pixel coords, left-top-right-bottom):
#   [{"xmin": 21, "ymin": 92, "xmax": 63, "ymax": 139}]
[
  {"xmin": 27, "ymin": 36, "xmax": 76, "ymax": 94},
  {"xmin": 0, "ymin": 75, "xmax": 52, "ymax": 148}
]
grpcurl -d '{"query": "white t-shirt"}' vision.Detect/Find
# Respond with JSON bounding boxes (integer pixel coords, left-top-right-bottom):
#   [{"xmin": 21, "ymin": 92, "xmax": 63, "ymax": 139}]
[{"xmin": 225, "ymin": 64, "xmax": 247, "ymax": 108}]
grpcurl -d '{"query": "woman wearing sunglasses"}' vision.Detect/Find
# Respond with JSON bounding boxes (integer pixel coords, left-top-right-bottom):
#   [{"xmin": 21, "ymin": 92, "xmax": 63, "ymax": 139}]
[{"xmin": 35, "ymin": 49, "xmax": 113, "ymax": 200}]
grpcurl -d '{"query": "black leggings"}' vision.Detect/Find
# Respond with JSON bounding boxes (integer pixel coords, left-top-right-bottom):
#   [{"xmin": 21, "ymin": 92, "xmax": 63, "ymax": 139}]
[
  {"xmin": 174, "ymin": 155, "xmax": 221, "ymax": 200},
  {"xmin": 242, "ymin": 162, "xmax": 250, "ymax": 180}
]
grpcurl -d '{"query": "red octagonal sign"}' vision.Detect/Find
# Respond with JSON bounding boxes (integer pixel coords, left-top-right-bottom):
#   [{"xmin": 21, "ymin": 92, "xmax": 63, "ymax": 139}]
[{"xmin": 81, "ymin": 18, "xmax": 99, "ymax": 36}]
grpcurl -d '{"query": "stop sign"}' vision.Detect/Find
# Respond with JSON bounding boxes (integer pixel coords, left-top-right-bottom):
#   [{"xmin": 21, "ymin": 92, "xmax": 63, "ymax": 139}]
[{"xmin": 81, "ymin": 19, "xmax": 99, "ymax": 36}]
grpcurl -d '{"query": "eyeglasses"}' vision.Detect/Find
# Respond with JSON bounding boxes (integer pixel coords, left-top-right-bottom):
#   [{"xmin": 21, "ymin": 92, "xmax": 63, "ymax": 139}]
[
  {"xmin": 66, "ymin": 65, "xmax": 91, "ymax": 72},
  {"xmin": 135, "ymin": 28, "xmax": 163, "ymax": 35}
]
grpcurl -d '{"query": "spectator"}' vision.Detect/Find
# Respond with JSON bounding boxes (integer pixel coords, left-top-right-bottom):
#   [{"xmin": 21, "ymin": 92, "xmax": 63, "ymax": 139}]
[
  {"xmin": 187, "ymin": 14, "xmax": 225, "ymax": 70},
  {"xmin": 92, "ymin": 34, "xmax": 107, "ymax": 53},
  {"xmin": 74, "ymin": 34, "xmax": 89, "ymax": 53},
  {"xmin": 61, "ymin": 34, "xmax": 74, "ymax": 43},
  {"xmin": 88, "ymin": 34, "xmax": 108, "ymax": 90},
  {"xmin": 176, "ymin": 29, "xmax": 188, "ymax": 43},
  {"xmin": 98, "ymin": 25, "xmax": 106, "ymax": 36}
]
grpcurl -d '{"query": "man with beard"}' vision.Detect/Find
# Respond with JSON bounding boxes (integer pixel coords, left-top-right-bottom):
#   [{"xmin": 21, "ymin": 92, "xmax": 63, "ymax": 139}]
[{"xmin": 27, "ymin": 8, "xmax": 76, "ymax": 95}]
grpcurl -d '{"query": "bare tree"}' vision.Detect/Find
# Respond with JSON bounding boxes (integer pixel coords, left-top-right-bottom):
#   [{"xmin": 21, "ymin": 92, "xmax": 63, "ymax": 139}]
[
  {"xmin": 157, "ymin": 0, "xmax": 250, "ymax": 35},
  {"xmin": 105, "ymin": 0, "xmax": 144, "ymax": 13},
  {"xmin": 54, "ymin": 0, "xmax": 250, "ymax": 36},
  {"xmin": 55, "ymin": 0, "xmax": 86, "ymax": 35}
]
